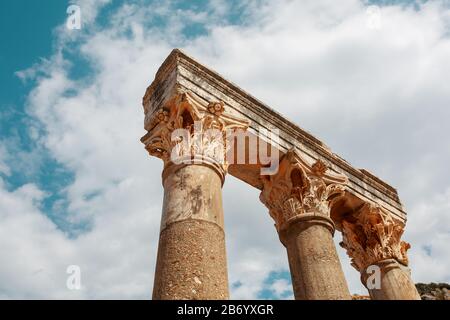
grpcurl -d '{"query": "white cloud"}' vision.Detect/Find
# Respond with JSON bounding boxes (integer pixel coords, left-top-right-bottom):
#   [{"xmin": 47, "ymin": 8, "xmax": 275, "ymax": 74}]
[
  {"xmin": 1, "ymin": 0, "xmax": 450, "ymax": 298},
  {"xmin": 0, "ymin": 180, "xmax": 75, "ymax": 299},
  {"xmin": 270, "ymin": 279, "xmax": 292, "ymax": 299},
  {"xmin": 406, "ymin": 187, "xmax": 450, "ymax": 283},
  {"xmin": 223, "ymin": 176, "xmax": 289, "ymax": 299}
]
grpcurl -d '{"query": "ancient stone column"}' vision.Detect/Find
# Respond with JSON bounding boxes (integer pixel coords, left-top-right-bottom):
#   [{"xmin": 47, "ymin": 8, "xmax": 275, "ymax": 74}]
[
  {"xmin": 340, "ymin": 203, "xmax": 421, "ymax": 300},
  {"xmin": 260, "ymin": 150, "xmax": 351, "ymax": 300},
  {"xmin": 141, "ymin": 92, "xmax": 250, "ymax": 299}
]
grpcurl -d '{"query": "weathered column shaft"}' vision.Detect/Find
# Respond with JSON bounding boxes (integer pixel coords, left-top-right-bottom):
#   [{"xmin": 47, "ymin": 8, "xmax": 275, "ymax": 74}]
[
  {"xmin": 362, "ymin": 259, "xmax": 421, "ymax": 300},
  {"xmin": 280, "ymin": 215, "xmax": 351, "ymax": 300},
  {"xmin": 340, "ymin": 203, "xmax": 421, "ymax": 300},
  {"xmin": 152, "ymin": 164, "xmax": 228, "ymax": 299},
  {"xmin": 141, "ymin": 91, "xmax": 250, "ymax": 300},
  {"xmin": 260, "ymin": 150, "xmax": 351, "ymax": 300}
]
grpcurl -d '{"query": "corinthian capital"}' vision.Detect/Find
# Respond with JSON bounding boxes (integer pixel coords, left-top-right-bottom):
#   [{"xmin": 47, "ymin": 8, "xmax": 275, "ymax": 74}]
[
  {"xmin": 140, "ymin": 91, "xmax": 250, "ymax": 177},
  {"xmin": 339, "ymin": 203, "xmax": 410, "ymax": 272},
  {"xmin": 259, "ymin": 149, "xmax": 348, "ymax": 232}
]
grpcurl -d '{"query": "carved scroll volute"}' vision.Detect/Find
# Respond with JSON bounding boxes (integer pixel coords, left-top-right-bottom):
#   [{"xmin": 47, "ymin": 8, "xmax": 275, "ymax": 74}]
[
  {"xmin": 141, "ymin": 91, "xmax": 250, "ymax": 173},
  {"xmin": 260, "ymin": 149, "xmax": 348, "ymax": 232},
  {"xmin": 340, "ymin": 203, "xmax": 411, "ymax": 272}
]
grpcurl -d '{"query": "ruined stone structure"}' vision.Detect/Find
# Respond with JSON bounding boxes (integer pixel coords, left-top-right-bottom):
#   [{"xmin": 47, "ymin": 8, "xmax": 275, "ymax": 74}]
[{"xmin": 140, "ymin": 49, "xmax": 420, "ymax": 300}]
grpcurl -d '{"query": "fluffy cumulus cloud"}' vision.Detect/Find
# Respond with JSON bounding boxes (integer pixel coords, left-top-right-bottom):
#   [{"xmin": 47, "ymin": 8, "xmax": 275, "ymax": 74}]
[{"xmin": 1, "ymin": 0, "xmax": 450, "ymax": 298}]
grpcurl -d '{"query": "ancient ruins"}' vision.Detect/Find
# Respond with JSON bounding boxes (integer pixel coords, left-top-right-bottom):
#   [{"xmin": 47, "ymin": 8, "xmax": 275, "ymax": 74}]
[{"xmin": 140, "ymin": 49, "xmax": 421, "ymax": 300}]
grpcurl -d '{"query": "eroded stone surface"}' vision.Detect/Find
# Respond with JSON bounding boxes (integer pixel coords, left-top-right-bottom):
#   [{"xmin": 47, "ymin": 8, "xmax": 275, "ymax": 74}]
[
  {"xmin": 339, "ymin": 204, "xmax": 420, "ymax": 300},
  {"xmin": 152, "ymin": 219, "xmax": 229, "ymax": 300},
  {"xmin": 142, "ymin": 49, "xmax": 406, "ymax": 223},
  {"xmin": 143, "ymin": 89, "xmax": 249, "ymax": 300},
  {"xmin": 260, "ymin": 150, "xmax": 351, "ymax": 300},
  {"xmin": 260, "ymin": 150, "xmax": 348, "ymax": 232},
  {"xmin": 340, "ymin": 203, "xmax": 410, "ymax": 272},
  {"xmin": 142, "ymin": 49, "xmax": 418, "ymax": 301},
  {"xmin": 284, "ymin": 216, "xmax": 351, "ymax": 300},
  {"xmin": 141, "ymin": 91, "xmax": 250, "ymax": 179},
  {"xmin": 362, "ymin": 259, "xmax": 421, "ymax": 300},
  {"xmin": 160, "ymin": 164, "xmax": 224, "ymax": 232}
]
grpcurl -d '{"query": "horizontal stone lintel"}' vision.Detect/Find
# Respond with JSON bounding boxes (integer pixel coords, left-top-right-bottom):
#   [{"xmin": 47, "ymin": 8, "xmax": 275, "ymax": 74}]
[{"xmin": 142, "ymin": 49, "xmax": 406, "ymax": 223}]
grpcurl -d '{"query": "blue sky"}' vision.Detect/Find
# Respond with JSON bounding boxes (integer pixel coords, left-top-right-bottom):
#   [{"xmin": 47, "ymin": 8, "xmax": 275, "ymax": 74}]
[
  {"xmin": 0, "ymin": 0, "xmax": 297, "ymax": 298},
  {"xmin": 1, "ymin": 0, "xmax": 450, "ymax": 299},
  {"xmin": 0, "ymin": 0, "xmax": 208, "ymax": 236},
  {"xmin": 0, "ymin": 0, "xmax": 251, "ymax": 235},
  {"xmin": 0, "ymin": 1, "xmax": 73, "ymax": 230},
  {"xmin": 0, "ymin": 0, "xmax": 429, "ymax": 234}
]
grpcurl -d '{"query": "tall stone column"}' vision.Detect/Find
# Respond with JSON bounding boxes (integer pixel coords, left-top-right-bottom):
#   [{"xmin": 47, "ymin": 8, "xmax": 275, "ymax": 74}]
[
  {"xmin": 260, "ymin": 150, "xmax": 351, "ymax": 300},
  {"xmin": 340, "ymin": 203, "xmax": 421, "ymax": 300},
  {"xmin": 141, "ymin": 92, "xmax": 250, "ymax": 299}
]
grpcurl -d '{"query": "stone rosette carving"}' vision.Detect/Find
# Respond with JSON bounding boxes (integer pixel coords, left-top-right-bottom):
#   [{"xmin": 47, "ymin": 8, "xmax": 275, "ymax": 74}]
[
  {"xmin": 141, "ymin": 91, "xmax": 250, "ymax": 175},
  {"xmin": 260, "ymin": 150, "xmax": 348, "ymax": 232},
  {"xmin": 339, "ymin": 203, "xmax": 410, "ymax": 272}
]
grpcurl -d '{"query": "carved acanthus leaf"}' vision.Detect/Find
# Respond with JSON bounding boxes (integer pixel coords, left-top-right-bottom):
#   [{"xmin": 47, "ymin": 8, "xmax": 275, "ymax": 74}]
[
  {"xmin": 339, "ymin": 203, "xmax": 410, "ymax": 272},
  {"xmin": 260, "ymin": 149, "xmax": 348, "ymax": 231},
  {"xmin": 141, "ymin": 92, "xmax": 250, "ymax": 171}
]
